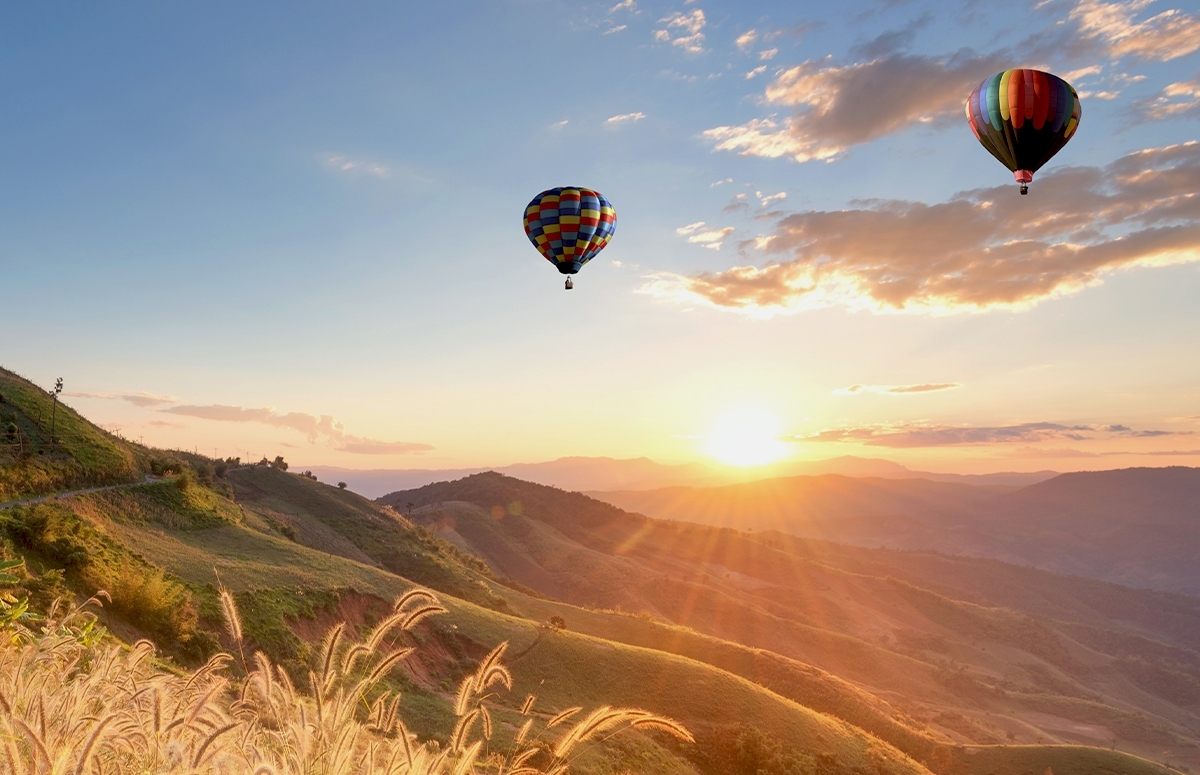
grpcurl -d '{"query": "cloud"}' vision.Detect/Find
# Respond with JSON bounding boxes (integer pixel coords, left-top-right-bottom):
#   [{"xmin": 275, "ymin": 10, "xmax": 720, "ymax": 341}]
[
  {"xmin": 609, "ymin": 0, "xmax": 636, "ymax": 11},
  {"xmin": 757, "ymin": 191, "xmax": 787, "ymax": 207},
  {"xmin": 736, "ymin": 30, "xmax": 758, "ymax": 51},
  {"xmin": 711, "ymin": 178, "xmax": 734, "ymax": 187},
  {"xmin": 160, "ymin": 404, "xmax": 432, "ymax": 455},
  {"xmin": 147, "ymin": 419, "xmax": 185, "ymax": 428},
  {"xmin": 550, "ymin": 119, "xmax": 569, "ymax": 129},
  {"xmin": 655, "ymin": 9, "xmax": 706, "ymax": 53},
  {"xmin": 321, "ymin": 154, "xmax": 389, "ymax": 178},
  {"xmin": 640, "ymin": 142, "xmax": 1200, "ymax": 317},
  {"xmin": 760, "ymin": 48, "xmax": 779, "ymax": 61},
  {"xmin": 1001, "ymin": 446, "xmax": 1200, "ymax": 458},
  {"xmin": 1138, "ymin": 78, "xmax": 1200, "ymax": 119},
  {"xmin": 686, "ymin": 226, "xmax": 735, "ymax": 250},
  {"xmin": 1071, "ymin": 0, "xmax": 1200, "ymax": 61},
  {"xmin": 676, "ymin": 221, "xmax": 707, "ymax": 235},
  {"xmin": 791, "ymin": 421, "xmax": 1186, "ymax": 447},
  {"xmin": 833, "ymin": 383, "xmax": 962, "ymax": 395},
  {"xmin": 66, "ymin": 391, "xmax": 179, "ymax": 407},
  {"xmin": 705, "ymin": 51, "xmax": 1006, "ymax": 163},
  {"xmin": 746, "ymin": 66, "xmax": 767, "ymax": 79},
  {"xmin": 606, "ymin": 112, "xmax": 646, "ymax": 124},
  {"xmin": 604, "ymin": 24, "xmax": 627, "ymax": 34}
]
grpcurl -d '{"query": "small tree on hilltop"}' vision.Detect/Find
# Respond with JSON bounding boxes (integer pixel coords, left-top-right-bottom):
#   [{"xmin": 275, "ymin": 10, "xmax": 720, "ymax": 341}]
[
  {"xmin": 337, "ymin": 482, "xmax": 347, "ymax": 489},
  {"xmin": 272, "ymin": 455, "xmax": 288, "ymax": 471},
  {"xmin": 548, "ymin": 615, "xmax": 566, "ymax": 631}
]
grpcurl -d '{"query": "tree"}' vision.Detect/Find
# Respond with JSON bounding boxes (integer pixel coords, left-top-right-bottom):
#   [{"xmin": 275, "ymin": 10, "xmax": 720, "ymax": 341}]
[
  {"xmin": 337, "ymin": 482, "xmax": 347, "ymax": 489},
  {"xmin": 548, "ymin": 615, "xmax": 566, "ymax": 631},
  {"xmin": 272, "ymin": 456, "xmax": 288, "ymax": 471}
]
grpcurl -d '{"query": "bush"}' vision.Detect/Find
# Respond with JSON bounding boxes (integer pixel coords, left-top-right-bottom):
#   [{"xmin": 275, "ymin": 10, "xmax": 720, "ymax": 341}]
[{"xmin": 337, "ymin": 481, "xmax": 347, "ymax": 489}]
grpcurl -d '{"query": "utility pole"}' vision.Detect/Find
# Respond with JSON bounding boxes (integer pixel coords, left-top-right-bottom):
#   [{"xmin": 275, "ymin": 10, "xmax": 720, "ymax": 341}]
[{"xmin": 49, "ymin": 378, "xmax": 63, "ymax": 444}]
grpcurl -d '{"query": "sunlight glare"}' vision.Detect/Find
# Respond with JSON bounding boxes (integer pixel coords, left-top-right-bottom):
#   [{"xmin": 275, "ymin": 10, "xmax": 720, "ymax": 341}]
[{"xmin": 704, "ymin": 407, "xmax": 789, "ymax": 467}]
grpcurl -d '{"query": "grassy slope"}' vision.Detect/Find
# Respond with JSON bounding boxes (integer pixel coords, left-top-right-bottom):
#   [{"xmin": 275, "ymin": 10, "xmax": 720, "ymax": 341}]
[
  {"xmin": 384, "ymin": 473, "xmax": 1197, "ymax": 771},
  {"xmin": 0, "ymin": 367, "xmax": 147, "ymax": 499},
  {"xmin": 0, "ymin": 465, "xmax": 937, "ymax": 775}
]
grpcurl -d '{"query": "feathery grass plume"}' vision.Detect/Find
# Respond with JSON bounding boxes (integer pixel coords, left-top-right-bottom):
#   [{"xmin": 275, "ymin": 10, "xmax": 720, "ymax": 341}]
[
  {"xmin": 546, "ymin": 706, "xmax": 582, "ymax": 729},
  {"xmin": 399, "ymin": 603, "xmax": 446, "ymax": 631},
  {"xmin": 392, "ymin": 588, "xmax": 438, "ymax": 613},
  {"xmin": 364, "ymin": 611, "xmax": 406, "ymax": 652},
  {"xmin": 520, "ymin": 693, "xmax": 536, "ymax": 715},
  {"xmin": 365, "ymin": 647, "xmax": 414, "ymax": 686}
]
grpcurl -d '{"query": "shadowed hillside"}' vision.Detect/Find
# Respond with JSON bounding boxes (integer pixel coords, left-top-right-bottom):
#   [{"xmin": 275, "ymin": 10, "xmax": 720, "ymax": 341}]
[
  {"xmin": 589, "ymin": 467, "xmax": 1200, "ymax": 596},
  {"xmin": 383, "ymin": 472, "xmax": 1200, "ymax": 772}
]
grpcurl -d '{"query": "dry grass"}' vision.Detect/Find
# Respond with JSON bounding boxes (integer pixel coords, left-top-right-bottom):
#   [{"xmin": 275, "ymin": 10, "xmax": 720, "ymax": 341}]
[{"xmin": 0, "ymin": 588, "xmax": 691, "ymax": 775}]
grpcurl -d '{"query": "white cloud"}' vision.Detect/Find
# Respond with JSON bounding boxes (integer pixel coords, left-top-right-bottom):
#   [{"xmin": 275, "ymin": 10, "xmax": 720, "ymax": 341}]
[
  {"xmin": 746, "ymin": 66, "xmax": 767, "ymax": 79},
  {"xmin": 550, "ymin": 119, "xmax": 569, "ymax": 129},
  {"xmin": 757, "ymin": 191, "xmax": 787, "ymax": 207},
  {"xmin": 759, "ymin": 48, "xmax": 778, "ymax": 61},
  {"xmin": 711, "ymin": 178, "xmax": 734, "ymax": 187},
  {"xmin": 606, "ymin": 111, "xmax": 646, "ymax": 124},
  {"xmin": 676, "ymin": 221, "xmax": 707, "ymax": 235},
  {"xmin": 655, "ymin": 9, "xmax": 707, "ymax": 53},
  {"xmin": 609, "ymin": 0, "xmax": 636, "ymax": 11},
  {"xmin": 1071, "ymin": 0, "xmax": 1200, "ymax": 61},
  {"xmin": 605, "ymin": 25, "xmax": 627, "ymax": 34},
  {"xmin": 321, "ymin": 154, "xmax": 389, "ymax": 178},
  {"xmin": 736, "ymin": 30, "xmax": 758, "ymax": 51},
  {"xmin": 687, "ymin": 226, "xmax": 735, "ymax": 250},
  {"xmin": 1139, "ymin": 78, "xmax": 1200, "ymax": 118}
]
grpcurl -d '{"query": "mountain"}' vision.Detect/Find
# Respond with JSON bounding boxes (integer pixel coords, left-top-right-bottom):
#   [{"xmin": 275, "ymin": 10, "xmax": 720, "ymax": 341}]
[
  {"xmin": 382, "ymin": 472, "xmax": 1200, "ymax": 773},
  {"xmin": 1, "ymin": 365, "xmax": 1185, "ymax": 774},
  {"xmin": 303, "ymin": 455, "xmax": 1056, "ymax": 499},
  {"xmin": 589, "ymin": 467, "xmax": 1200, "ymax": 596}
]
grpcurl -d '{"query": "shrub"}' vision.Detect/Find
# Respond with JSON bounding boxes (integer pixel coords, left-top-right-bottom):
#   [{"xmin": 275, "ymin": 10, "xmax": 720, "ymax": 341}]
[{"xmin": 338, "ymin": 481, "xmax": 347, "ymax": 489}]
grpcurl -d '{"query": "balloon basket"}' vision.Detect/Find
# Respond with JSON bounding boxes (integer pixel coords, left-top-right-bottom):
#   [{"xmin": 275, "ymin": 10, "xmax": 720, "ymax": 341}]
[
  {"xmin": 565, "ymin": 277, "xmax": 574, "ymax": 290},
  {"xmin": 1020, "ymin": 184, "xmax": 1029, "ymax": 195}
]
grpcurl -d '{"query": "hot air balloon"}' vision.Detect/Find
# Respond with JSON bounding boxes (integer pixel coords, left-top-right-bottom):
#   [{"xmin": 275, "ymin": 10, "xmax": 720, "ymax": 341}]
[
  {"xmin": 966, "ymin": 69, "xmax": 1081, "ymax": 195},
  {"xmin": 523, "ymin": 187, "xmax": 617, "ymax": 290}
]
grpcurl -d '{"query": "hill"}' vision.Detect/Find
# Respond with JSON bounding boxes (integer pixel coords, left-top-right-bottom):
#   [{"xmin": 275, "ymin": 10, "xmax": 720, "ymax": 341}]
[
  {"xmin": 383, "ymin": 472, "xmax": 1200, "ymax": 772},
  {"xmin": 590, "ymin": 467, "xmax": 1200, "ymax": 596},
  {"xmin": 0, "ymin": 370, "xmax": 1183, "ymax": 775}
]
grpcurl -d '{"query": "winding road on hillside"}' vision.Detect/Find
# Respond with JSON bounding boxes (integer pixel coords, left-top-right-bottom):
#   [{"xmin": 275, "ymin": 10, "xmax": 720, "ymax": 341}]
[{"xmin": 0, "ymin": 475, "xmax": 162, "ymax": 511}]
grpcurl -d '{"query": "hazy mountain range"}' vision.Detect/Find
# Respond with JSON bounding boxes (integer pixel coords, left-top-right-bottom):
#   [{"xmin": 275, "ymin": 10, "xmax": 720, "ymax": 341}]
[{"xmin": 304, "ymin": 455, "xmax": 1058, "ymax": 498}]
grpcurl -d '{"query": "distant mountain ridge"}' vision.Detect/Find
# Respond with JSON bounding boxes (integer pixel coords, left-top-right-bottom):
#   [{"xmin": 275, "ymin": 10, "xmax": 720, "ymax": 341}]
[
  {"xmin": 304, "ymin": 454, "xmax": 1057, "ymax": 498},
  {"xmin": 588, "ymin": 466, "xmax": 1200, "ymax": 596}
]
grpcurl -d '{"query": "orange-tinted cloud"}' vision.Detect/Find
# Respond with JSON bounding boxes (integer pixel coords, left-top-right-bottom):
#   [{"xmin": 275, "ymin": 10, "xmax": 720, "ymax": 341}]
[
  {"xmin": 66, "ymin": 390, "xmax": 179, "ymax": 407},
  {"xmin": 641, "ymin": 142, "xmax": 1200, "ymax": 316},
  {"xmin": 704, "ymin": 51, "xmax": 1007, "ymax": 162},
  {"xmin": 1139, "ymin": 78, "xmax": 1200, "ymax": 119},
  {"xmin": 833, "ymin": 383, "xmax": 962, "ymax": 395},
  {"xmin": 792, "ymin": 421, "xmax": 1186, "ymax": 448},
  {"xmin": 1071, "ymin": 0, "xmax": 1200, "ymax": 61},
  {"xmin": 161, "ymin": 404, "xmax": 432, "ymax": 454}
]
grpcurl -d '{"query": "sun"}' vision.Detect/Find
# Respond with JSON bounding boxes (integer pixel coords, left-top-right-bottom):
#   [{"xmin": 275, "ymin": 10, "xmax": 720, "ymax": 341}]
[{"xmin": 704, "ymin": 407, "xmax": 789, "ymax": 467}]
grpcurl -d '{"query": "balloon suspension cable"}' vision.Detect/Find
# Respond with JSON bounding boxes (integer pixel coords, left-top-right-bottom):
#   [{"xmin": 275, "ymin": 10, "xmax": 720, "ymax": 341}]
[{"xmin": 565, "ymin": 277, "xmax": 574, "ymax": 290}]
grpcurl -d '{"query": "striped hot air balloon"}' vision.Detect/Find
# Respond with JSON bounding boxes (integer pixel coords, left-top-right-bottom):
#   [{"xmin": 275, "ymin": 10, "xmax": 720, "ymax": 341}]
[
  {"xmin": 523, "ymin": 187, "xmax": 617, "ymax": 290},
  {"xmin": 966, "ymin": 69, "xmax": 1081, "ymax": 194}
]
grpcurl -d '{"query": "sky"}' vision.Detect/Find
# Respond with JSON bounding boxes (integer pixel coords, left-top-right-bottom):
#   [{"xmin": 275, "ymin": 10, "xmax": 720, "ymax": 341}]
[{"xmin": 2, "ymin": 0, "xmax": 1199, "ymax": 474}]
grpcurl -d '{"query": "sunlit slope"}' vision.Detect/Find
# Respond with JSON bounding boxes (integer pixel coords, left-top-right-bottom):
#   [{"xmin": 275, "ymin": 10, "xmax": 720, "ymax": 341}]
[
  {"xmin": 591, "ymin": 466, "xmax": 1200, "ymax": 596},
  {"xmin": 3, "ymin": 476, "xmax": 939, "ymax": 775},
  {"xmin": 0, "ymin": 366, "xmax": 147, "ymax": 499},
  {"xmin": 383, "ymin": 473, "xmax": 1200, "ymax": 770}
]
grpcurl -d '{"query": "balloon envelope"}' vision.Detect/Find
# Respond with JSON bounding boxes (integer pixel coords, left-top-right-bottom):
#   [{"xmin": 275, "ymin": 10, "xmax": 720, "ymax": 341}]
[
  {"xmin": 523, "ymin": 187, "xmax": 617, "ymax": 275},
  {"xmin": 966, "ymin": 69, "xmax": 1081, "ymax": 184}
]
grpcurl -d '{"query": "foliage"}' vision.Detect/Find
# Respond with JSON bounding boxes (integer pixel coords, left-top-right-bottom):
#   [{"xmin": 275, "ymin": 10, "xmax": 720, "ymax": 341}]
[{"xmin": 0, "ymin": 588, "xmax": 691, "ymax": 775}]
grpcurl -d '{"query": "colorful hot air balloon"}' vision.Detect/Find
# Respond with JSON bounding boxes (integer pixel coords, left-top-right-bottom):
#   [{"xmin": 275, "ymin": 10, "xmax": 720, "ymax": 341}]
[
  {"xmin": 966, "ymin": 69, "xmax": 1081, "ymax": 195},
  {"xmin": 523, "ymin": 187, "xmax": 617, "ymax": 290}
]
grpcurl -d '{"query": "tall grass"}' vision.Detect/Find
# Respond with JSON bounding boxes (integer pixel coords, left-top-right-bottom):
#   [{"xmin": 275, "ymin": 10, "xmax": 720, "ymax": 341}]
[{"xmin": 0, "ymin": 588, "xmax": 691, "ymax": 775}]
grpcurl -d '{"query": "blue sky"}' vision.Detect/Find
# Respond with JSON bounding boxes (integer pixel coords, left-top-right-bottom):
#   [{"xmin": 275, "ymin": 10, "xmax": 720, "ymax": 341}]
[{"xmin": 3, "ymin": 0, "xmax": 1199, "ymax": 472}]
